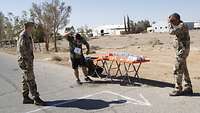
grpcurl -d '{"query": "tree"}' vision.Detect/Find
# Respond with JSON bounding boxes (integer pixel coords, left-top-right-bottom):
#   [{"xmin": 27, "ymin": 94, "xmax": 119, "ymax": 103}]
[
  {"xmin": 0, "ymin": 12, "xmax": 22, "ymax": 41},
  {"xmin": 33, "ymin": 24, "xmax": 45, "ymax": 43},
  {"xmin": 77, "ymin": 25, "xmax": 93, "ymax": 38},
  {"xmin": 124, "ymin": 16, "xmax": 127, "ymax": 33},
  {"xmin": 30, "ymin": 3, "xmax": 52, "ymax": 51},
  {"xmin": 134, "ymin": 20, "xmax": 151, "ymax": 33},
  {"xmin": 130, "ymin": 20, "xmax": 135, "ymax": 33},
  {"xmin": 5, "ymin": 11, "xmax": 30, "ymax": 40},
  {"xmin": 0, "ymin": 12, "xmax": 5, "ymax": 40},
  {"xmin": 127, "ymin": 15, "xmax": 130, "ymax": 33},
  {"xmin": 143, "ymin": 20, "xmax": 151, "ymax": 29},
  {"xmin": 123, "ymin": 16, "xmax": 151, "ymax": 34},
  {"xmin": 4, "ymin": 16, "xmax": 14, "ymax": 40},
  {"xmin": 31, "ymin": 0, "xmax": 72, "ymax": 52}
]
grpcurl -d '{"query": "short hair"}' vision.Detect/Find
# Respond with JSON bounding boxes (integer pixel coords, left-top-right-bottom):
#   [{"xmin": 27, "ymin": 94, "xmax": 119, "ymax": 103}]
[
  {"xmin": 24, "ymin": 22, "xmax": 35, "ymax": 29},
  {"xmin": 170, "ymin": 13, "xmax": 181, "ymax": 20},
  {"xmin": 75, "ymin": 33, "xmax": 82, "ymax": 39}
]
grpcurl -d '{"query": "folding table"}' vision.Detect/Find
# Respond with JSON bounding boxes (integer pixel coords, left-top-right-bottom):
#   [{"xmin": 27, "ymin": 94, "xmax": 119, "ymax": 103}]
[{"xmin": 92, "ymin": 53, "xmax": 150, "ymax": 83}]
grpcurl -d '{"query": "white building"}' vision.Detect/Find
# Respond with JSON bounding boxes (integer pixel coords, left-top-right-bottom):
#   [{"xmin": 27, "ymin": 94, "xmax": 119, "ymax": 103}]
[
  {"xmin": 147, "ymin": 21, "xmax": 169, "ymax": 33},
  {"xmin": 147, "ymin": 21, "xmax": 194, "ymax": 33},
  {"xmin": 194, "ymin": 22, "xmax": 200, "ymax": 29},
  {"xmin": 92, "ymin": 24, "xmax": 125, "ymax": 36}
]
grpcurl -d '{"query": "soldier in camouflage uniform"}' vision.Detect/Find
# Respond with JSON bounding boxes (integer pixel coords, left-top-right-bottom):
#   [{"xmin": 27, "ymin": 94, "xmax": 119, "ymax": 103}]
[
  {"xmin": 64, "ymin": 27, "xmax": 93, "ymax": 85},
  {"xmin": 17, "ymin": 22, "xmax": 45, "ymax": 105},
  {"xmin": 168, "ymin": 13, "xmax": 193, "ymax": 96}
]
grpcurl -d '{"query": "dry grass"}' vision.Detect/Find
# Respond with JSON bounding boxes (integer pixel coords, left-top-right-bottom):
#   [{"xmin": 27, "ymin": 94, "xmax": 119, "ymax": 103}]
[
  {"xmin": 51, "ymin": 56, "xmax": 62, "ymax": 62},
  {"xmin": 148, "ymin": 38, "xmax": 164, "ymax": 47}
]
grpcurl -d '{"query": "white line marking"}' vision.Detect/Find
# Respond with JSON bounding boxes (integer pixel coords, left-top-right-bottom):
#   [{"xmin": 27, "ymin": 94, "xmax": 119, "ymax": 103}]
[
  {"xmin": 25, "ymin": 90, "xmax": 151, "ymax": 113},
  {"xmin": 103, "ymin": 91, "xmax": 151, "ymax": 106}
]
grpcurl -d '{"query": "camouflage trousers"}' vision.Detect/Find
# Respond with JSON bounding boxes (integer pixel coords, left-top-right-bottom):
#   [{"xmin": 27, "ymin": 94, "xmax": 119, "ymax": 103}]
[
  {"xmin": 174, "ymin": 48, "xmax": 192, "ymax": 91},
  {"xmin": 18, "ymin": 60, "xmax": 39, "ymax": 98}
]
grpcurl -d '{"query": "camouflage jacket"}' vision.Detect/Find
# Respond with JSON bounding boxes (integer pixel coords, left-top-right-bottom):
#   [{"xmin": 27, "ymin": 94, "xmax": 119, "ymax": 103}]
[
  {"xmin": 66, "ymin": 35, "xmax": 89, "ymax": 59},
  {"xmin": 17, "ymin": 30, "xmax": 34, "ymax": 66},
  {"xmin": 169, "ymin": 22, "xmax": 190, "ymax": 57}
]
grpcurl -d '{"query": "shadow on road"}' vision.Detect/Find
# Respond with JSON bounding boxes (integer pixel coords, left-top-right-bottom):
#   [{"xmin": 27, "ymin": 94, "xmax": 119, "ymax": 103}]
[
  {"xmin": 45, "ymin": 99, "xmax": 127, "ymax": 110},
  {"xmin": 87, "ymin": 76, "xmax": 175, "ymax": 88},
  {"xmin": 85, "ymin": 80, "xmax": 142, "ymax": 87},
  {"xmin": 182, "ymin": 93, "xmax": 200, "ymax": 97},
  {"xmin": 134, "ymin": 78, "xmax": 175, "ymax": 88}
]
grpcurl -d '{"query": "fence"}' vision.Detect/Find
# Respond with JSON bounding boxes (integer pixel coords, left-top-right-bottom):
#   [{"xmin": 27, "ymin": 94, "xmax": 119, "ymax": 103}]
[{"xmin": 0, "ymin": 40, "xmax": 17, "ymax": 48}]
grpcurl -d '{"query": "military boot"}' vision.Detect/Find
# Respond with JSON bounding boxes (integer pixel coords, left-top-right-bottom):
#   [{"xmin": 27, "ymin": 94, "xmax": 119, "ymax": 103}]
[
  {"xmin": 182, "ymin": 87, "xmax": 193, "ymax": 95},
  {"xmin": 169, "ymin": 90, "xmax": 183, "ymax": 96},
  {"xmin": 85, "ymin": 76, "xmax": 93, "ymax": 82},
  {"xmin": 23, "ymin": 96, "xmax": 34, "ymax": 104},
  {"xmin": 34, "ymin": 96, "xmax": 46, "ymax": 106},
  {"xmin": 76, "ymin": 79, "xmax": 82, "ymax": 85}
]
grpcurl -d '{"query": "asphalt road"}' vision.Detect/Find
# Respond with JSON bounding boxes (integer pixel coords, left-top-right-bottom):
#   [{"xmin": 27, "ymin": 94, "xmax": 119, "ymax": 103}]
[{"xmin": 0, "ymin": 52, "xmax": 200, "ymax": 113}]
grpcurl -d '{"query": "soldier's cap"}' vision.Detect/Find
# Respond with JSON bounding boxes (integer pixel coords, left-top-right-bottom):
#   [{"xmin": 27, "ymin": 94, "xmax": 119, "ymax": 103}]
[
  {"xmin": 170, "ymin": 13, "xmax": 181, "ymax": 20},
  {"xmin": 24, "ymin": 22, "xmax": 35, "ymax": 28}
]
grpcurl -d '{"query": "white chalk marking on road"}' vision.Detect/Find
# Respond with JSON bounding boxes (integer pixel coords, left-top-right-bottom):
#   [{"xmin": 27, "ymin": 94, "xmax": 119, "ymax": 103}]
[
  {"xmin": 103, "ymin": 91, "xmax": 151, "ymax": 106},
  {"xmin": 25, "ymin": 90, "xmax": 151, "ymax": 113}
]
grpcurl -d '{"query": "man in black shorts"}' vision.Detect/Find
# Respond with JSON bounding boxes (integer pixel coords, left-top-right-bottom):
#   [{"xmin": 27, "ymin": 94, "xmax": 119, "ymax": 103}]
[{"xmin": 64, "ymin": 28, "xmax": 93, "ymax": 84}]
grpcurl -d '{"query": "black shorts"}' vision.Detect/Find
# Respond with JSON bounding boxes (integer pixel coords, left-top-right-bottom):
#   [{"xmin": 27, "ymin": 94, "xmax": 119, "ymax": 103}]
[{"xmin": 71, "ymin": 57, "xmax": 86, "ymax": 69}]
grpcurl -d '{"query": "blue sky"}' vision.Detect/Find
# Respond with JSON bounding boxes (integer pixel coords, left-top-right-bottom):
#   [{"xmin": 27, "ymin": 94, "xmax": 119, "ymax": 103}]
[{"xmin": 0, "ymin": 0, "xmax": 200, "ymax": 27}]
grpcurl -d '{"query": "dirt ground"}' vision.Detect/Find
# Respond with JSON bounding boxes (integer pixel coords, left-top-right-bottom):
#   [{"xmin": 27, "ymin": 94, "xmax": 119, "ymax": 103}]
[
  {"xmin": 1, "ymin": 30, "xmax": 200, "ymax": 91},
  {"xmin": 88, "ymin": 31, "xmax": 200, "ymax": 91}
]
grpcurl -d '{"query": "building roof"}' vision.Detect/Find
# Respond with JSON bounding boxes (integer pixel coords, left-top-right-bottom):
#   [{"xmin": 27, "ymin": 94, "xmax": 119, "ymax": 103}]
[{"xmin": 93, "ymin": 24, "xmax": 125, "ymax": 30}]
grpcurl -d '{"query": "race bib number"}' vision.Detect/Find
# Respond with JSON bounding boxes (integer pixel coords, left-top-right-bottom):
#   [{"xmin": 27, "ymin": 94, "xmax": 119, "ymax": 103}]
[{"xmin": 74, "ymin": 47, "xmax": 81, "ymax": 55}]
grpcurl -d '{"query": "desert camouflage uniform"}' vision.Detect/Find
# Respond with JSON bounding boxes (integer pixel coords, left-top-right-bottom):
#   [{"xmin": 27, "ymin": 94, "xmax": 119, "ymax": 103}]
[
  {"xmin": 169, "ymin": 22, "xmax": 192, "ymax": 91},
  {"xmin": 17, "ymin": 30, "xmax": 39, "ymax": 98}
]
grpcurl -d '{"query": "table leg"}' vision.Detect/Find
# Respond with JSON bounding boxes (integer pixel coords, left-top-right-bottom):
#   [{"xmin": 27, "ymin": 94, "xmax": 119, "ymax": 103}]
[{"xmin": 132, "ymin": 62, "xmax": 141, "ymax": 78}]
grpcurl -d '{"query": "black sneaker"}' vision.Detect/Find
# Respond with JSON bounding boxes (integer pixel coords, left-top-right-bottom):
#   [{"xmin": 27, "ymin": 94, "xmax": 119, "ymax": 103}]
[
  {"xmin": 85, "ymin": 77, "xmax": 93, "ymax": 82},
  {"xmin": 23, "ymin": 96, "xmax": 34, "ymax": 104},
  {"xmin": 169, "ymin": 90, "xmax": 183, "ymax": 96},
  {"xmin": 34, "ymin": 97, "xmax": 46, "ymax": 106},
  {"xmin": 182, "ymin": 88, "xmax": 193, "ymax": 95},
  {"xmin": 76, "ymin": 79, "xmax": 82, "ymax": 85}
]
